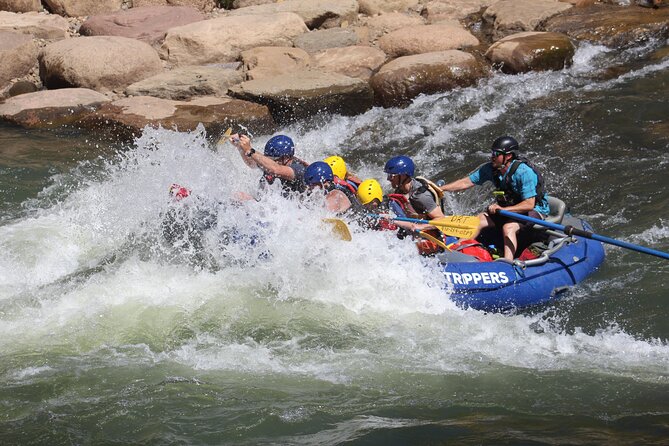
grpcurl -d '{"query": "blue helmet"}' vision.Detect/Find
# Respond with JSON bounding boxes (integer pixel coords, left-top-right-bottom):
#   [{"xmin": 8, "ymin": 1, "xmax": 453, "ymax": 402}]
[
  {"xmin": 264, "ymin": 135, "xmax": 295, "ymax": 158},
  {"xmin": 304, "ymin": 161, "xmax": 334, "ymax": 185},
  {"xmin": 384, "ymin": 156, "xmax": 415, "ymax": 177}
]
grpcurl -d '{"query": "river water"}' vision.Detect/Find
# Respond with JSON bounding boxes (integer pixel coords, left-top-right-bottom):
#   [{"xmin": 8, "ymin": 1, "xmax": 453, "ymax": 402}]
[{"xmin": 1, "ymin": 41, "xmax": 668, "ymax": 444}]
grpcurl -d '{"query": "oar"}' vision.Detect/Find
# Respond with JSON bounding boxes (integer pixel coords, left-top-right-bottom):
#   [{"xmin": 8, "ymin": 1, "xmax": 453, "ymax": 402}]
[
  {"xmin": 417, "ymin": 230, "xmax": 449, "ymax": 250},
  {"xmin": 498, "ymin": 209, "xmax": 669, "ymax": 260},
  {"xmin": 367, "ymin": 214, "xmax": 479, "ymax": 239},
  {"xmin": 217, "ymin": 127, "xmax": 233, "ymax": 146},
  {"xmin": 322, "ymin": 218, "xmax": 352, "ymax": 241}
]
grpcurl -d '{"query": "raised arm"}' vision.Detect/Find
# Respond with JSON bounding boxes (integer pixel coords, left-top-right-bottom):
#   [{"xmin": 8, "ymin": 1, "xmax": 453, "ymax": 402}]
[{"xmin": 440, "ymin": 176, "xmax": 475, "ymax": 192}]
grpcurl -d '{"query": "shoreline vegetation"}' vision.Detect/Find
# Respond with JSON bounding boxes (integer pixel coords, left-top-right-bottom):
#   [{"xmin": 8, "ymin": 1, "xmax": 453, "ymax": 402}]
[{"xmin": 0, "ymin": 0, "xmax": 667, "ymax": 141}]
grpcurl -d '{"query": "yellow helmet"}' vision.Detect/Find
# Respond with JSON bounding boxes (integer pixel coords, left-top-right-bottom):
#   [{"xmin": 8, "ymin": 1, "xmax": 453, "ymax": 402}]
[
  {"xmin": 324, "ymin": 155, "xmax": 347, "ymax": 180},
  {"xmin": 357, "ymin": 179, "xmax": 383, "ymax": 205}
]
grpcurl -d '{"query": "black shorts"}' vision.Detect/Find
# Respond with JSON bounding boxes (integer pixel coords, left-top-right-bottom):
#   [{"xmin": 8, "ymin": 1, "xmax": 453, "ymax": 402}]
[{"xmin": 489, "ymin": 210, "xmax": 544, "ymax": 231}]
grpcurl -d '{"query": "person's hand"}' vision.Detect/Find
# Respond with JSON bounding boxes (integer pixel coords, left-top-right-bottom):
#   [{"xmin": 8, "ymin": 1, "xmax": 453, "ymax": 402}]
[{"xmin": 487, "ymin": 203, "xmax": 501, "ymax": 215}]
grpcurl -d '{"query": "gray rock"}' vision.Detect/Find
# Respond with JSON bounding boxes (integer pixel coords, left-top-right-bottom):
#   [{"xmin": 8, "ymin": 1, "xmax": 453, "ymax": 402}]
[{"xmin": 294, "ymin": 28, "xmax": 360, "ymax": 53}]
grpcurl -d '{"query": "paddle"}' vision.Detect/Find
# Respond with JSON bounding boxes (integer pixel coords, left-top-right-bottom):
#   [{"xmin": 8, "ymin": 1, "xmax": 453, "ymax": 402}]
[
  {"xmin": 217, "ymin": 127, "xmax": 233, "ymax": 146},
  {"xmin": 498, "ymin": 209, "xmax": 669, "ymax": 260},
  {"xmin": 367, "ymin": 214, "xmax": 479, "ymax": 239},
  {"xmin": 322, "ymin": 218, "xmax": 352, "ymax": 241}
]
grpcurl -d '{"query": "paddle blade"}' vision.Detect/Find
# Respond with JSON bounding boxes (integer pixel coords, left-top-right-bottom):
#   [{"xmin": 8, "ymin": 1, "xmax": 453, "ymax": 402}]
[
  {"xmin": 217, "ymin": 127, "xmax": 233, "ymax": 146},
  {"xmin": 322, "ymin": 218, "xmax": 352, "ymax": 241},
  {"xmin": 428, "ymin": 215, "xmax": 479, "ymax": 239}
]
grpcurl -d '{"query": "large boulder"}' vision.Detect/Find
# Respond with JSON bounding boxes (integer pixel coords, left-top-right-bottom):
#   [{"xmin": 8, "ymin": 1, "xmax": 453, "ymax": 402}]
[
  {"xmin": 240, "ymin": 47, "xmax": 311, "ymax": 80},
  {"xmin": 0, "ymin": 11, "xmax": 70, "ymax": 40},
  {"xmin": 360, "ymin": 12, "xmax": 425, "ymax": 41},
  {"xmin": 421, "ymin": 0, "xmax": 495, "ymax": 23},
  {"xmin": 161, "ymin": 13, "xmax": 308, "ymax": 66},
  {"xmin": 227, "ymin": 0, "xmax": 359, "ymax": 29},
  {"xmin": 294, "ymin": 27, "xmax": 360, "ymax": 53},
  {"xmin": 542, "ymin": 4, "xmax": 669, "ymax": 48},
  {"xmin": 233, "ymin": 0, "xmax": 274, "ymax": 7},
  {"xmin": 370, "ymin": 50, "xmax": 489, "ymax": 108},
  {"xmin": 358, "ymin": 0, "xmax": 420, "ymax": 15},
  {"xmin": 42, "ymin": 0, "xmax": 124, "ymax": 17},
  {"xmin": 39, "ymin": 36, "xmax": 163, "ymax": 92},
  {"xmin": 78, "ymin": 95, "xmax": 275, "ymax": 140},
  {"xmin": 485, "ymin": 31, "xmax": 575, "ymax": 74},
  {"xmin": 0, "ymin": 88, "xmax": 111, "ymax": 128},
  {"xmin": 312, "ymin": 46, "xmax": 387, "ymax": 80},
  {"xmin": 378, "ymin": 21, "xmax": 479, "ymax": 58},
  {"xmin": 228, "ymin": 70, "xmax": 374, "ymax": 124},
  {"xmin": 0, "ymin": 0, "xmax": 42, "ymax": 12},
  {"xmin": 126, "ymin": 65, "xmax": 244, "ymax": 100},
  {"xmin": 79, "ymin": 6, "xmax": 205, "ymax": 46},
  {"xmin": 483, "ymin": 0, "xmax": 573, "ymax": 41},
  {"xmin": 0, "ymin": 32, "xmax": 37, "ymax": 86},
  {"xmin": 132, "ymin": 0, "xmax": 218, "ymax": 13}
]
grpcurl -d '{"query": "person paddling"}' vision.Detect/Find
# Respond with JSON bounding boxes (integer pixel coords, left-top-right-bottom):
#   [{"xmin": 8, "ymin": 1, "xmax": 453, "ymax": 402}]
[
  {"xmin": 384, "ymin": 155, "xmax": 448, "ymax": 254},
  {"xmin": 231, "ymin": 133, "xmax": 308, "ymax": 197},
  {"xmin": 304, "ymin": 161, "xmax": 363, "ymax": 215},
  {"xmin": 439, "ymin": 136, "xmax": 550, "ymax": 261}
]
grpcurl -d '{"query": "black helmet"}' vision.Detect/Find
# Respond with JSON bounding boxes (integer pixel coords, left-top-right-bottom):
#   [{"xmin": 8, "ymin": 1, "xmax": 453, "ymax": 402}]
[{"xmin": 491, "ymin": 136, "xmax": 519, "ymax": 154}]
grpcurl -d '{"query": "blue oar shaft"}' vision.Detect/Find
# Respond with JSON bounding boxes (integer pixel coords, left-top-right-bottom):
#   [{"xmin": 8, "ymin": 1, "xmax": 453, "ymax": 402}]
[{"xmin": 498, "ymin": 209, "xmax": 669, "ymax": 260}]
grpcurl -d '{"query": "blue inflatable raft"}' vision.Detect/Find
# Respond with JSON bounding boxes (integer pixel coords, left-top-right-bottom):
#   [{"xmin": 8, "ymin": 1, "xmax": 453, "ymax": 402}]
[{"xmin": 437, "ymin": 199, "xmax": 606, "ymax": 311}]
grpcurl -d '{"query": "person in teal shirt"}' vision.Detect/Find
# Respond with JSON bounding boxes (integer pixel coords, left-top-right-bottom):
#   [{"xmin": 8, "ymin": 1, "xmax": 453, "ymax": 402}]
[{"xmin": 440, "ymin": 136, "xmax": 549, "ymax": 261}]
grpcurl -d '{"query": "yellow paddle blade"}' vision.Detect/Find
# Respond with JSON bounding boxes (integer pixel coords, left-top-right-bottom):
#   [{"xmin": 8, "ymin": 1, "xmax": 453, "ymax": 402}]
[
  {"xmin": 322, "ymin": 218, "xmax": 352, "ymax": 241},
  {"xmin": 217, "ymin": 127, "xmax": 233, "ymax": 146},
  {"xmin": 428, "ymin": 215, "xmax": 479, "ymax": 239}
]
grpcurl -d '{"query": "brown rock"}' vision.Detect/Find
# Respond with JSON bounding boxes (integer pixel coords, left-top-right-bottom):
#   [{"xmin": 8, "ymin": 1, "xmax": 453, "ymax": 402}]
[
  {"xmin": 78, "ymin": 96, "xmax": 276, "ymax": 140},
  {"xmin": 0, "ymin": 11, "xmax": 70, "ymax": 40},
  {"xmin": 227, "ymin": 0, "xmax": 359, "ymax": 29},
  {"xmin": 0, "ymin": 0, "xmax": 42, "ymax": 12},
  {"xmin": 240, "ymin": 47, "xmax": 311, "ymax": 80},
  {"xmin": 421, "ymin": 0, "xmax": 495, "ymax": 23},
  {"xmin": 485, "ymin": 31, "xmax": 575, "ymax": 74},
  {"xmin": 370, "ymin": 50, "xmax": 489, "ymax": 108},
  {"xmin": 360, "ymin": 12, "xmax": 425, "ymax": 41},
  {"xmin": 378, "ymin": 22, "xmax": 479, "ymax": 58},
  {"xmin": 542, "ymin": 4, "xmax": 669, "ymax": 48},
  {"xmin": 42, "ymin": 0, "xmax": 124, "ymax": 17},
  {"xmin": 39, "ymin": 36, "xmax": 163, "ymax": 92},
  {"xmin": 312, "ymin": 46, "xmax": 387, "ymax": 80},
  {"xmin": 228, "ymin": 70, "xmax": 374, "ymax": 124},
  {"xmin": 80, "ymin": 6, "xmax": 205, "ymax": 46},
  {"xmin": 132, "ymin": 0, "xmax": 218, "ymax": 13},
  {"xmin": 0, "ymin": 88, "xmax": 111, "ymax": 128},
  {"xmin": 161, "ymin": 13, "xmax": 309, "ymax": 66},
  {"xmin": 483, "ymin": 0, "xmax": 573, "ymax": 41},
  {"xmin": 126, "ymin": 65, "xmax": 244, "ymax": 100},
  {"xmin": 0, "ymin": 31, "xmax": 37, "ymax": 86}
]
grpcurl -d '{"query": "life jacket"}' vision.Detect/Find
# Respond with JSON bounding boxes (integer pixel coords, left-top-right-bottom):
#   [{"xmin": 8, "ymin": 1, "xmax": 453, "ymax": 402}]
[
  {"xmin": 333, "ymin": 176, "xmax": 357, "ymax": 195},
  {"xmin": 447, "ymin": 239, "xmax": 494, "ymax": 262},
  {"xmin": 416, "ymin": 228, "xmax": 447, "ymax": 256},
  {"xmin": 493, "ymin": 157, "xmax": 545, "ymax": 207},
  {"xmin": 415, "ymin": 176, "xmax": 445, "ymax": 213}
]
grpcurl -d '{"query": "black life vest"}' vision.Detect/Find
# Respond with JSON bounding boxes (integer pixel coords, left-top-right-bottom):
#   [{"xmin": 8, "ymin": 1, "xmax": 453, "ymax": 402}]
[{"xmin": 493, "ymin": 156, "xmax": 545, "ymax": 207}]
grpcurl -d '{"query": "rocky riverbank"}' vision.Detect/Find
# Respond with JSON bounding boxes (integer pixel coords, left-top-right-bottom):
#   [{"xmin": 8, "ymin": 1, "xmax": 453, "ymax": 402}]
[{"xmin": 0, "ymin": 0, "xmax": 667, "ymax": 140}]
